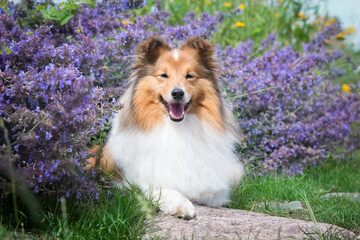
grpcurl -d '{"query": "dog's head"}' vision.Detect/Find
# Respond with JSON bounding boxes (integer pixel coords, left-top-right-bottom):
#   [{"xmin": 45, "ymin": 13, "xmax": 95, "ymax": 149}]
[{"xmin": 129, "ymin": 37, "xmax": 224, "ymax": 131}]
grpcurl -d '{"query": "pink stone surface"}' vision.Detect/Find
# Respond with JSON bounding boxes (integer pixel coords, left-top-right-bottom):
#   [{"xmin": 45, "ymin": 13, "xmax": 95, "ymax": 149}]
[{"xmin": 146, "ymin": 205, "xmax": 355, "ymax": 240}]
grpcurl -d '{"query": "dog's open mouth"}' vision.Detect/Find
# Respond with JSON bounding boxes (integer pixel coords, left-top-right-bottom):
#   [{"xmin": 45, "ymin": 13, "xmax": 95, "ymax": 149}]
[{"xmin": 160, "ymin": 96, "xmax": 191, "ymax": 122}]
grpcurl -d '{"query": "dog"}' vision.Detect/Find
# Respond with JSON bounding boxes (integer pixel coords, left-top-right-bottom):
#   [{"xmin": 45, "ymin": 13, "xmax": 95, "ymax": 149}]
[{"xmin": 91, "ymin": 36, "xmax": 244, "ymax": 218}]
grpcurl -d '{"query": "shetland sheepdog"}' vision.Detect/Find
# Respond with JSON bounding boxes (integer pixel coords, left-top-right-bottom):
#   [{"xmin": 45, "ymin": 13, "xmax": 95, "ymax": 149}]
[{"xmin": 92, "ymin": 37, "xmax": 244, "ymax": 218}]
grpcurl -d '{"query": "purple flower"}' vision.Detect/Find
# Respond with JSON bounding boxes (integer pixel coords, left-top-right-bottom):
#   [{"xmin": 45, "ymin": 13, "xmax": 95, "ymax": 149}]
[
  {"xmin": 37, "ymin": 175, "xmax": 43, "ymax": 183},
  {"xmin": 45, "ymin": 132, "xmax": 52, "ymax": 140}
]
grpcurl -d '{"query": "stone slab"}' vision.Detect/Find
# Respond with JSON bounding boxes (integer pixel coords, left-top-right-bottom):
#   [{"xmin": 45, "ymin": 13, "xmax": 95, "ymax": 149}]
[
  {"xmin": 146, "ymin": 205, "xmax": 355, "ymax": 240},
  {"xmin": 257, "ymin": 201, "xmax": 304, "ymax": 211},
  {"xmin": 321, "ymin": 192, "xmax": 360, "ymax": 201}
]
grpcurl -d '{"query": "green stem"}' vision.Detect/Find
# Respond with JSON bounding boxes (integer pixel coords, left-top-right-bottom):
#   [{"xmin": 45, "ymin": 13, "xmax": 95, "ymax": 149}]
[
  {"xmin": 227, "ymin": 86, "xmax": 278, "ymax": 101},
  {"xmin": 10, "ymin": 114, "xmax": 50, "ymax": 147},
  {"xmin": 282, "ymin": 105, "xmax": 302, "ymax": 120},
  {"xmin": 28, "ymin": 114, "xmax": 50, "ymax": 135},
  {"xmin": 0, "ymin": 118, "xmax": 19, "ymax": 225}
]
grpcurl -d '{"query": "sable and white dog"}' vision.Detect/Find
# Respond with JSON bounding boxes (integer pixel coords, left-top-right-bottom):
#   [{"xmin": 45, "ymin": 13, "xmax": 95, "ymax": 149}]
[{"xmin": 94, "ymin": 37, "xmax": 244, "ymax": 218}]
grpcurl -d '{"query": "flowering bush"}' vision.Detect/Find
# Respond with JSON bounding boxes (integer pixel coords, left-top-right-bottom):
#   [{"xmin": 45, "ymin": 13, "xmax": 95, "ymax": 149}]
[
  {"xmin": 0, "ymin": 0, "xmax": 359, "ymax": 216},
  {"xmin": 219, "ymin": 27, "xmax": 360, "ymax": 175},
  {"xmin": 0, "ymin": 4, "xmax": 119, "ymax": 204},
  {"xmin": 0, "ymin": 0, "xmax": 223, "ymax": 212}
]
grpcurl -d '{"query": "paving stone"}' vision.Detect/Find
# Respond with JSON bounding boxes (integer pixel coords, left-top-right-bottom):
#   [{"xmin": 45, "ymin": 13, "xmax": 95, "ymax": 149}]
[
  {"xmin": 257, "ymin": 201, "xmax": 304, "ymax": 211},
  {"xmin": 321, "ymin": 192, "xmax": 360, "ymax": 201},
  {"xmin": 145, "ymin": 205, "xmax": 355, "ymax": 240}
]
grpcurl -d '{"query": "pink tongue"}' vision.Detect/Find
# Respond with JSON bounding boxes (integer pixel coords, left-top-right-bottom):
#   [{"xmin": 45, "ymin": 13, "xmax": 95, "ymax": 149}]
[{"xmin": 169, "ymin": 103, "xmax": 185, "ymax": 119}]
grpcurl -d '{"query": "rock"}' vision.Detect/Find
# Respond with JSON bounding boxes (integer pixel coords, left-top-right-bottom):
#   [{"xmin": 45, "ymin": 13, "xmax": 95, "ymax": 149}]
[
  {"xmin": 257, "ymin": 201, "xmax": 303, "ymax": 211},
  {"xmin": 146, "ymin": 205, "xmax": 355, "ymax": 240},
  {"xmin": 321, "ymin": 192, "xmax": 360, "ymax": 201},
  {"xmin": 285, "ymin": 201, "xmax": 304, "ymax": 211}
]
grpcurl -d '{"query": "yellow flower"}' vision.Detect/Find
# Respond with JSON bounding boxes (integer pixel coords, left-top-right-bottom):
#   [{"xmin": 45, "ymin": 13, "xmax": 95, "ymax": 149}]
[
  {"xmin": 205, "ymin": 0, "xmax": 212, "ymax": 5},
  {"xmin": 298, "ymin": 12, "xmax": 308, "ymax": 20},
  {"xmin": 238, "ymin": 4, "xmax": 245, "ymax": 10},
  {"xmin": 336, "ymin": 33, "xmax": 346, "ymax": 40},
  {"xmin": 342, "ymin": 84, "xmax": 351, "ymax": 92},
  {"xmin": 195, "ymin": 7, "xmax": 200, "ymax": 12},
  {"xmin": 325, "ymin": 17, "xmax": 336, "ymax": 26},
  {"xmin": 341, "ymin": 26, "xmax": 356, "ymax": 35},
  {"xmin": 224, "ymin": 2, "xmax": 232, "ymax": 8},
  {"xmin": 235, "ymin": 22, "xmax": 246, "ymax": 27},
  {"xmin": 122, "ymin": 19, "xmax": 132, "ymax": 24}
]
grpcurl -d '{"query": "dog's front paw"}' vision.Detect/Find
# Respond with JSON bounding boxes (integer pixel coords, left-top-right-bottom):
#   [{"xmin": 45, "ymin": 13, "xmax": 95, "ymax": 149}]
[{"xmin": 161, "ymin": 196, "xmax": 195, "ymax": 219}]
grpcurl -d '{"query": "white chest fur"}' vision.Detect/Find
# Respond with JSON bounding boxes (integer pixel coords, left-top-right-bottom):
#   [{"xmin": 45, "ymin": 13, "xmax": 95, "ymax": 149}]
[{"xmin": 107, "ymin": 114, "xmax": 243, "ymax": 205}]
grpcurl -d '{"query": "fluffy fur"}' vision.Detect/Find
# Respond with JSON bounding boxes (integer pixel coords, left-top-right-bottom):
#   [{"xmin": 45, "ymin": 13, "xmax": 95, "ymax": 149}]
[{"xmin": 99, "ymin": 37, "xmax": 244, "ymax": 218}]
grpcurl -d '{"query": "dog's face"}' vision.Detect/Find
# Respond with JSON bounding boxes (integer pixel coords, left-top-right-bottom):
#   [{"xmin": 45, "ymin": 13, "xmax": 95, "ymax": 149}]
[
  {"xmin": 155, "ymin": 49, "xmax": 200, "ymax": 122},
  {"xmin": 130, "ymin": 37, "xmax": 224, "ymax": 131}
]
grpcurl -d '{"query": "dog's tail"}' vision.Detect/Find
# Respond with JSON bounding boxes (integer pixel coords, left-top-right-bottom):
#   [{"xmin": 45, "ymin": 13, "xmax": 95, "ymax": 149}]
[{"xmin": 87, "ymin": 144, "xmax": 122, "ymax": 181}]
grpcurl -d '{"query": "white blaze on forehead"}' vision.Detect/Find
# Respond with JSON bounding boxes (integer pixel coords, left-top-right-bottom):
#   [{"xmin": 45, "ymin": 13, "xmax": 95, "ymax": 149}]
[{"xmin": 173, "ymin": 49, "xmax": 179, "ymax": 61}]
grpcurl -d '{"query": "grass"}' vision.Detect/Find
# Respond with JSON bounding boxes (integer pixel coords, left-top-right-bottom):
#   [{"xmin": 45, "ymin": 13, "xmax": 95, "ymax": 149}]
[
  {"xmin": 230, "ymin": 152, "xmax": 360, "ymax": 235},
  {"xmin": 1, "ymin": 185, "xmax": 157, "ymax": 240},
  {"xmin": 0, "ymin": 225, "xmax": 10, "ymax": 239}
]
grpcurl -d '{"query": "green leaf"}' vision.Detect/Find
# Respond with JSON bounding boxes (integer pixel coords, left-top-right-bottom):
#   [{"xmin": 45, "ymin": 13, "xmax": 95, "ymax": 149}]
[
  {"xmin": 86, "ymin": 1, "xmax": 96, "ymax": 9},
  {"xmin": 251, "ymin": 27, "xmax": 262, "ymax": 36},
  {"xmin": 0, "ymin": 0, "xmax": 7, "ymax": 8},
  {"xmin": 40, "ymin": 9, "xmax": 51, "ymax": 19},
  {"xmin": 35, "ymin": 5, "xmax": 46, "ymax": 10},
  {"xmin": 60, "ymin": 14, "xmax": 75, "ymax": 26},
  {"xmin": 0, "ymin": 43, "xmax": 13, "ymax": 55},
  {"xmin": 254, "ymin": 13, "xmax": 265, "ymax": 23},
  {"xmin": 70, "ymin": 9, "xmax": 79, "ymax": 15}
]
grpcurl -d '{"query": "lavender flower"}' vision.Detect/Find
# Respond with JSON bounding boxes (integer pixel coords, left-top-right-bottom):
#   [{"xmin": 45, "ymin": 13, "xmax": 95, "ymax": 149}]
[{"xmin": 1, "ymin": 0, "xmax": 359, "ymax": 209}]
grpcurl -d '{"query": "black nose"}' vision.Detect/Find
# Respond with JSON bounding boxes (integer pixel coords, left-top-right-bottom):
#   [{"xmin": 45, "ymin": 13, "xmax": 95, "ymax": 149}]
[{"xmin": 171, "ymin": 88, "xmax": 184, "ymax": 100}]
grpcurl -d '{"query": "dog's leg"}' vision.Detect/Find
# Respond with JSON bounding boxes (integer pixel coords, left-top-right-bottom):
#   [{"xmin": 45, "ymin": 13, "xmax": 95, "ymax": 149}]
[
  {"xmin": 197, "ymin": 189, "xmax": 229, "ymax": 207},
  {"xmin": 209, "ymin": 189, "xmax": 229, "ymax": 207},
  {"xmin": 228, "ymin": 162, "xmax": 245, "ymax": 185},
  {"xmin": 197, "ymin": 162, "xmax": 244, "ymax": 207},
  {"xmin": 152, "ymin": 189, "xmax": 195, "ymax": 218}
]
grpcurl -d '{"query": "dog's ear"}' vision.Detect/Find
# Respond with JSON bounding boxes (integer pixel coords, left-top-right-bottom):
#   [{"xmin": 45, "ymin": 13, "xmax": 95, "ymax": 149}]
[
  {"xmin": 181, "ymin": 36, "xmax": 217, "ymax": 71},
  {"xmin": 135, "ymin": 37, "xmax": 171, "ymax": 64}
]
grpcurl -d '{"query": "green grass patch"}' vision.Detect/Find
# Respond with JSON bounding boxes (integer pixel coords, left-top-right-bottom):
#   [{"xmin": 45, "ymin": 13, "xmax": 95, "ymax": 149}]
[
  {"xmin": 2, "ymin": 185, "xmax": 156, "ymax": 240},
  {"xmin": 230, "ymin": 153, "xmax": 360, "ymax": 234},
  {"xmin": 0, "ymin": 224, "xmax": 9, "ymax": 239},
  {"xmin": 45, "ymin": 186, "xmax": 155, "ymax": 240}
]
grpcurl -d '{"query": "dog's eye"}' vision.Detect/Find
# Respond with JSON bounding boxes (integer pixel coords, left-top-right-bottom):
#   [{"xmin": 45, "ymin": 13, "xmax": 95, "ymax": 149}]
[
  {"xmin": 160, "ymin": 73, "xmax": 168, "ymax": 78},
  {"xmin": 185, "ymin": 74, "xmax": 194, "ymax": 79}
]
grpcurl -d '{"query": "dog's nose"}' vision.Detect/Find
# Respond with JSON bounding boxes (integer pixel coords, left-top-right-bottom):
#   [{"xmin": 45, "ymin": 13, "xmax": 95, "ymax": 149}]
[{"xmin": 171, "ymin": 88, "xmax": 184, "ymax": 100}]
